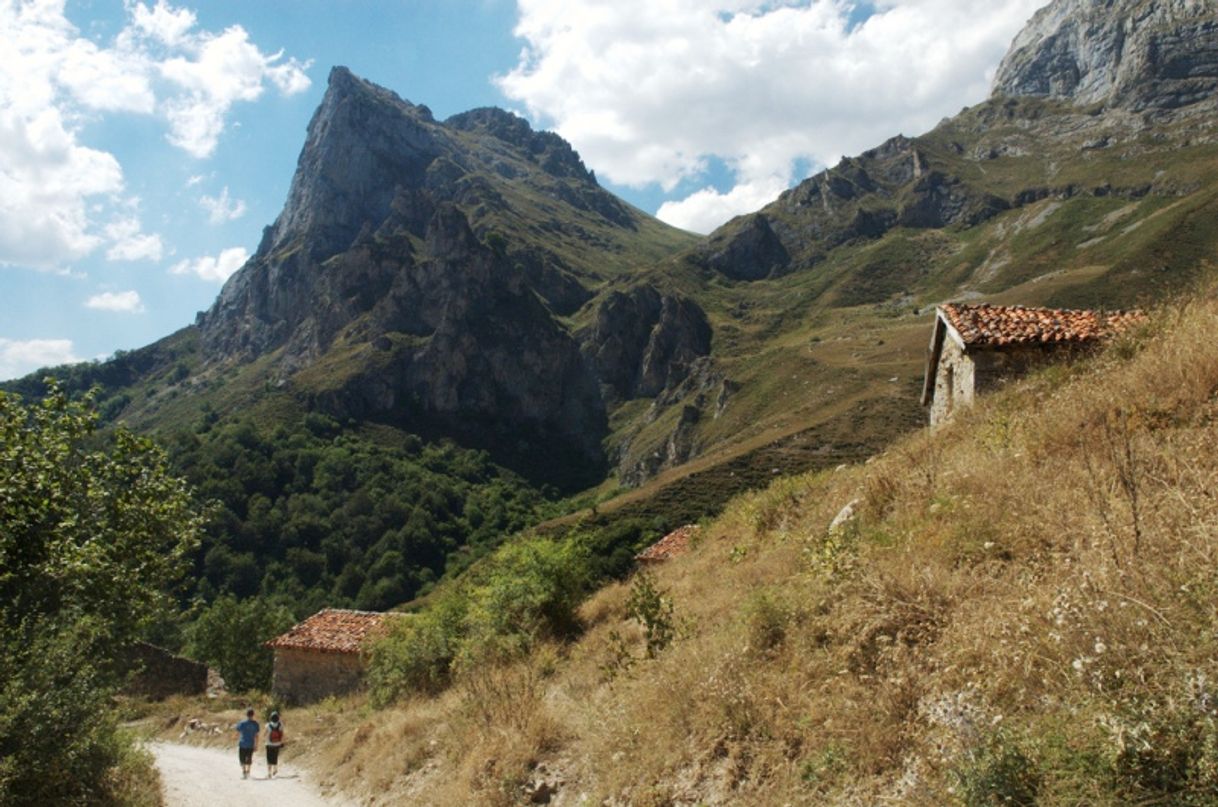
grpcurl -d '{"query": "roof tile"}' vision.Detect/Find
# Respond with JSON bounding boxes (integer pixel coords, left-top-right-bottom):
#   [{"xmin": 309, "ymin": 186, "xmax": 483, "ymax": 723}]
[
  {"xmin": 942, "ymin": 303, "xmax": 1146, "ymax": 348},
  {"xmin": 265, "ymin": 608, "xmax": 398, "ymax": 654},
  {"xmin": 636, "ymin": 524, "xmax": 700, "ymax": 563}
]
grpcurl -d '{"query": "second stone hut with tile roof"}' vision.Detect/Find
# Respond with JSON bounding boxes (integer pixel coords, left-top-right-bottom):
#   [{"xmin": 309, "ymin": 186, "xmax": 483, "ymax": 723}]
[
  {"xmin": 922, "ymin": 303, "xmax": 1145, "ymax": 427},
  {"xmin": 265, "ymin": 608, "xmax": 399, "ymax": 704}
]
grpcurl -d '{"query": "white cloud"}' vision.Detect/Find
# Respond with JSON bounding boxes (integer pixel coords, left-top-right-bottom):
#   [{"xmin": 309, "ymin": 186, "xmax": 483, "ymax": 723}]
[
  {"xmin": 0, "ymin": 104, "xmax": 123, "ymax": 267},
  {"xmin": 85, "ymin": 290, "xmax": 145, "ymax": 313},
  {"xmin": 198, "ymin": 185, "xmax": 246, "ymax": 223},
  {"xmin": 0, "ymin": 0, "xmax": 310, "ymax": 270},
  {"xmin": 156, "ymin": 22, "xmax": 312, "ymax": 157},
  {"xmin": 104, "ymin": 215, "xmax": 164, "ymax": 261},
  {"xmin": 0, "ymin": 337, "xmax": 80, "ymax": 381},
  {"xmin": 170, "ymin": 246, "xmax": 248, "ymax": 282},
  {"xmin": 499, "ymin": 0, "xmax": 1046, "ymax": 233}
]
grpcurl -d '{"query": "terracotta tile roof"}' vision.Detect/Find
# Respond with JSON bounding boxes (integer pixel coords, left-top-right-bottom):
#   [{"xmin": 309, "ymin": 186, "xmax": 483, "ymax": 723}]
[
  {"xmin": 941, "ymin": 303, "xmax": 1146, "ymax": 348},
  {"xmin": 265, "ymin": 609, "xmax": 398, "ymax": 654},
  {"xmin": 636, "ymin": 524, "xmax": 700, "ymax": 563}
]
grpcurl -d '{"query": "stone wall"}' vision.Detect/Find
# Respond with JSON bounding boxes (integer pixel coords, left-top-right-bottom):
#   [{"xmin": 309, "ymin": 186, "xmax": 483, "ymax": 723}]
[
  {"xmin": 930, "ymin": 338, "xmax": 975, "ymax": 426},
  {"xmin": 931, "ymin": 340, "xmax": 1082, "ymax": 426},
  {"xmin": 122, "ymin": 642, "xmax": 208, "ymax": 700},
  {"xmin": 971, "ymin": 344, "xmax": 1060, "ymax": 396},
  {"xmin": 271, "ymin": 647, "xmax": 366, "ymax": 704}
]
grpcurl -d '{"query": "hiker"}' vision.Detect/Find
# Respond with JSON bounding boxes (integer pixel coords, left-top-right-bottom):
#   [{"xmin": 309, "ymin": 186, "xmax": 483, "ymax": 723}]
[
  {"xmin": 265, "ymin": 710, "xmax": 285, "ymax": 778},
  {"xmin": 234, "ymin": 708, "xmax": 260, "ymax": 779}
]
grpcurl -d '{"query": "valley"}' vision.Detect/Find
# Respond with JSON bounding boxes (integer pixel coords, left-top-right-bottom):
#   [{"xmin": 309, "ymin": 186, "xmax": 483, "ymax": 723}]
[{"xmin": 6, "ymin": 0, "xmax": 1218, "ymax": 802}]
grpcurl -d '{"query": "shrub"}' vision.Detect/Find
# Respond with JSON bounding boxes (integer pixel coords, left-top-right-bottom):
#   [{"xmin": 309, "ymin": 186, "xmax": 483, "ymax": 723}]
[
  {"xmin": 623, "ymin": 570, "xmax": 676, "ymax": 660},
  {"xmin": 741, "ymin": 590, "xmax": 792, "ymax": 656},
  {"xmin": 461, "ymin": 536, "xmax": 591, "ymax": 666},
  {"xmin": 951, "ymin": 731, "xmax": 1041, "ymax": 807},
  {"xmin": 187, "ymin": 595, "xmax": 295, "ymax": 692},
  {"xmin": 368, "ymin": 596, "xmax": 467, "ymax": 704},
  {"xmin": 369, "ymin": 536, "xmax": 592, "ymax": 704}
]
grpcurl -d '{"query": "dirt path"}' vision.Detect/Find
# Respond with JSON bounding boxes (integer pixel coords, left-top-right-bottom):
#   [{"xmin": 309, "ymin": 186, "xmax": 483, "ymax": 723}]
[{"xmin": 152, "ymin": 741, "xmax": 351, "ymax": 807}]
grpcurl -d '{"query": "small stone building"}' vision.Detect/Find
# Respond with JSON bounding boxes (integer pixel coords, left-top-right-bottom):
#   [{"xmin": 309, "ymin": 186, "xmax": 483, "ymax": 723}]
[
  {"xmin": 122, "ymin": 642, "xmax": 209, "ymax": 700},
  {"xmin": 636, "ymin": 524, "xmax": 700, "ymax": 564},
  {"xmin": 922, "ymin": 303, "xmax": 1145, "ymax": 426},
  {"xmin": 266, "ymin": 608, "xmax": 397, "ymax": 704}
]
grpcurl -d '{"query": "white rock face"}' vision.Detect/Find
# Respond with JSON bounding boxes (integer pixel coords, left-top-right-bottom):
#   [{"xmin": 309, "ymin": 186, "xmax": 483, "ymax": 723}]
[{"xmin": 992, "ymin": 0, "xmax": 1218, "ymax": 110}]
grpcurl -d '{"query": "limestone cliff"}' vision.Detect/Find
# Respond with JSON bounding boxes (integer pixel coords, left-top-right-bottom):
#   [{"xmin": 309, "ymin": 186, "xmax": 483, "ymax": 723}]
[
  {"xmin": 195, "ymin": 67, "xmax": 698, "ymax": 486},
  {"xmin": 992, "ymin": 0, "xmax": 1218, "ymax": 111}
]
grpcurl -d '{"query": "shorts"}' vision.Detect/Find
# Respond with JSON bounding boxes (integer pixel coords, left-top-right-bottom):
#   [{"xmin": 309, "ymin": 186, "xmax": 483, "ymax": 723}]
[
  {"xmin": 239, "ymin": 746, "xmax": 254, "ymax": 766},
  {"xmin": 266, "ymin": 745, "xmax": 281, "ymax": 765}
]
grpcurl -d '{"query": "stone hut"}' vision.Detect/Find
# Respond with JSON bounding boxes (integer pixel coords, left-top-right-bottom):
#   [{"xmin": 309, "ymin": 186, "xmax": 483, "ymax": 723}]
[
  {"xmin": 922, "ymin": 303, "xmax": 1145, "ymax": 426},
  {"xmin": 266, "ymin": 608, "xmax": 397, "ymax": 704},
  {"xmin": 121, "ymin": 642, "xmax": 209, "ymax": 700},
  {"xmin": 636, "ymin": 524, "xmax": 700, "ymax": 564}
]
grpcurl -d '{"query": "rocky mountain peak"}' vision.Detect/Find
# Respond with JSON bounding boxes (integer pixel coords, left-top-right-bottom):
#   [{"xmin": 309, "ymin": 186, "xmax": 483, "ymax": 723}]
[
  {"xmin": 445, "ymin": 107, "xmax": 596, "ymax": 183},
  {"xmin": 261, "ymin": 65, "xmax": 443, "ymax": 263},
  {"xmin": 992, "ymin": 0, "xmax": 1218, "ymax": 111}
]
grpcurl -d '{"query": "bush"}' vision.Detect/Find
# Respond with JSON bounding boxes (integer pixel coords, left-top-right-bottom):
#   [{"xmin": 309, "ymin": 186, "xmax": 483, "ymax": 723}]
[
  {"xmin": 368, "ymin": 596, "xmax": 468, "ymax": 704},
  {"xmin": 741, "ymin": 590, "xmax": 792, "ymax": 656},
  {"xmin": 624, "ymin": 570, "xmax": 676, "ymax": 660},
  {"xmin": 368, "ymin": 536, "xmax": 593, "ymax": 704},
  {"xmin": 187, "ymin": 595, "xmax": 295, "ymax": 692},
  {"xmin": 951, "ymin": 730, "xmax": 1041, "ymax": 807},
  {"xmin": 0, "ymin": 384, "xmax": 202, "ymax": 803},
  {"xmin": 461, "ymin": 537, "xmax": 590, "ymax": 663}
]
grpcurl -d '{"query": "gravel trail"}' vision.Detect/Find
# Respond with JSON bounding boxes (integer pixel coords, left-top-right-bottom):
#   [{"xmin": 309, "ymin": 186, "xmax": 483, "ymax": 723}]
[{"xmin": 152, "ymin": 741, "xmax": 350, "ymax": 807}]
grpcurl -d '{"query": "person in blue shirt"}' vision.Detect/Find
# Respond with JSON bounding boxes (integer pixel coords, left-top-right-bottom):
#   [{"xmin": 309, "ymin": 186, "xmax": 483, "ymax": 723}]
[{"xmin": 234, "ymin": 708, "xmax": 260, "ymax": 779}]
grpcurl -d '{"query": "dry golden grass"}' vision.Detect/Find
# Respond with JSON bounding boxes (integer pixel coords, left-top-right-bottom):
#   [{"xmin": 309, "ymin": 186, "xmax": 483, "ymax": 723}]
[{"xmin": 156, "ymin": 291, "xmax": 1218, "ymax": 804}]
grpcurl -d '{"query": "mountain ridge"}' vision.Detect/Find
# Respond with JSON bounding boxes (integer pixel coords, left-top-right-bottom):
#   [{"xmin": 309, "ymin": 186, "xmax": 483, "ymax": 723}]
[{"xmin": 8, "ymin": 0, "xmax": 1218, "ymax": 622}]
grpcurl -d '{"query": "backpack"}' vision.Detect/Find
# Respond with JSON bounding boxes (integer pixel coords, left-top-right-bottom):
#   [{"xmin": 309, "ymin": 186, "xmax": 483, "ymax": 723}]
[{"xmin": 269, "ymin": 723, "xmax": 283, "ymax": 744}]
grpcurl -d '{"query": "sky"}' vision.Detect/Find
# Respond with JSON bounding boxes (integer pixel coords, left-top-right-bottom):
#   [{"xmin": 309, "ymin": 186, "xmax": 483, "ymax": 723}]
[{"xmin": 0, "ymin": 0, "xmax": 1047, "ymax": 381}]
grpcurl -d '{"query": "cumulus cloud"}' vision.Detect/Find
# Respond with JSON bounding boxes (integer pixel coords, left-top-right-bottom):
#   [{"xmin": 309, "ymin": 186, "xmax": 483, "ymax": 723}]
[
  {"xmin": 199, "ymin": 185, "xmax": 246, "ymax": 223},
  {"xmin": 85, "ymin": 290, "xmax": 145, "ymax": 313},
  {"xmin": 104, "ymin": 216, "xmax": 164, "ymax": 261},
  {"xmin": 0, "ymin": 0, "xmax": 310, "ymax": 270},
  {"xmin": 170, "ymin": 246, "xmax": 248, "ymax": 282},
  {"xmin": 499, "ymin": 0, "xmax": 1045, "ymax": 233},
  {"xmin": 0, "ymin": 337, "xmax": 80, "ymax": 381}
]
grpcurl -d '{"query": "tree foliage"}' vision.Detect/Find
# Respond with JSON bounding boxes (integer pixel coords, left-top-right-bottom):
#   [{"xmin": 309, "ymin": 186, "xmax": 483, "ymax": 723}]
[
  {"xmin": 0, "ymin": 384, "xmax": 203, "ymax": 804},
  {"xmin": 0, "ymin": 385, "xmax": 203, "ymax": 641},
  {"xmin": 186, "ymin": 595, "xmax": 295, "ymax": 692},
  {"xmin": 166, "ymin": 414, "xmax": 543, "ymax": 612},
  {"xmin": 368, "ymin": 535, "xmax": 592, "ymax": 705}
]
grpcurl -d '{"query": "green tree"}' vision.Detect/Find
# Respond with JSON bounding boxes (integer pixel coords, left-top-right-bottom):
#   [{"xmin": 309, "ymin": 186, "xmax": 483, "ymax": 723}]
[
  {"xmin": 187, "ymin": 595, "xmax": 295, "ymax": 692},
  {"xmin": 0, "ymin": 383, "xmax": 204, "ymax": 804}
]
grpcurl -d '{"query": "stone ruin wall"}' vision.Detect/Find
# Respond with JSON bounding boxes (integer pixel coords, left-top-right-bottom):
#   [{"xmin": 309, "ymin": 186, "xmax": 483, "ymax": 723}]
[{"xmin": 271, "ymin": 647, "xmax": 366, "ymax": 704}]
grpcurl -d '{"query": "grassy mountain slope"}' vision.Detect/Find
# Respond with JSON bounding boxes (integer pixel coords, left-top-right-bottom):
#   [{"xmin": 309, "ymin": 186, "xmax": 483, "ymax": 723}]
[
  {"xmin": 598, "ymin": 94, "xmax": 1218, "ymax": 503},
  {"xmin": 9, "ymin": 87, "xmax": 1218, "ymax": 621},
  {"xmin": 308, "ymin": 288, "xmax": 1218, "ymax": 806}
]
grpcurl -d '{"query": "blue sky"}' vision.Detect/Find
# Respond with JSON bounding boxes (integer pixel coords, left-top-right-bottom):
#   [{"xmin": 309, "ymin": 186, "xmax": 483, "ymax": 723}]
[{"xmin": 0, "ymin": 0, "xmax": 1045, "ymax": 380}]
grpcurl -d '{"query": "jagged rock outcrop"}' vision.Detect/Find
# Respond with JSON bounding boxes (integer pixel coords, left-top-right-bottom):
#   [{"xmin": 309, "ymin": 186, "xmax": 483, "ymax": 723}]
[
  {"xmin": 578, "ymin": 286, "xmax": 712, "ymax": 402},
  {"xmin": 615, "ymin": 357, "xmax": 733, "ymax": 485},
  {"xmin": 993, "ymin": 0, "xmax": 1218, "ymax": 111},
  {"xmin": 695, "ymin": 135, "xmax": 1008, "ymax": 283},
  {"xmin": 311, "ymin": 206, "xmax": 609, "ymax": 477},
  {"xmin": 194, "ymin": 67, "xmax": 709, "ymax": 485},
  {"xmin": 262, "ymin": 67, "xmax": 441, "ymax": 262},
  {"xmin": 700, "ymin": 215, "xmax": 791, "ymax": 280}
]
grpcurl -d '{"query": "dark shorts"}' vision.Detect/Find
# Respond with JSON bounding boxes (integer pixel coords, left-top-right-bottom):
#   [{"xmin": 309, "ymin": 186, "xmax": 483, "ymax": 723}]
[
  {"xmin": 239, "ymin": 746, "xmax": 254, "ymax": 766},
  {"xmin": 266, "ymin": 745, "xmax": 281, "ymax": 765}
]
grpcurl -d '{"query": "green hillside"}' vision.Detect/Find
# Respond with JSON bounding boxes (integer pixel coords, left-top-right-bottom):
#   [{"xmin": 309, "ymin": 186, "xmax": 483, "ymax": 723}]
[{"xmin": 287, "ymin": 285, "xmax": 1218, "ymax": 806}]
